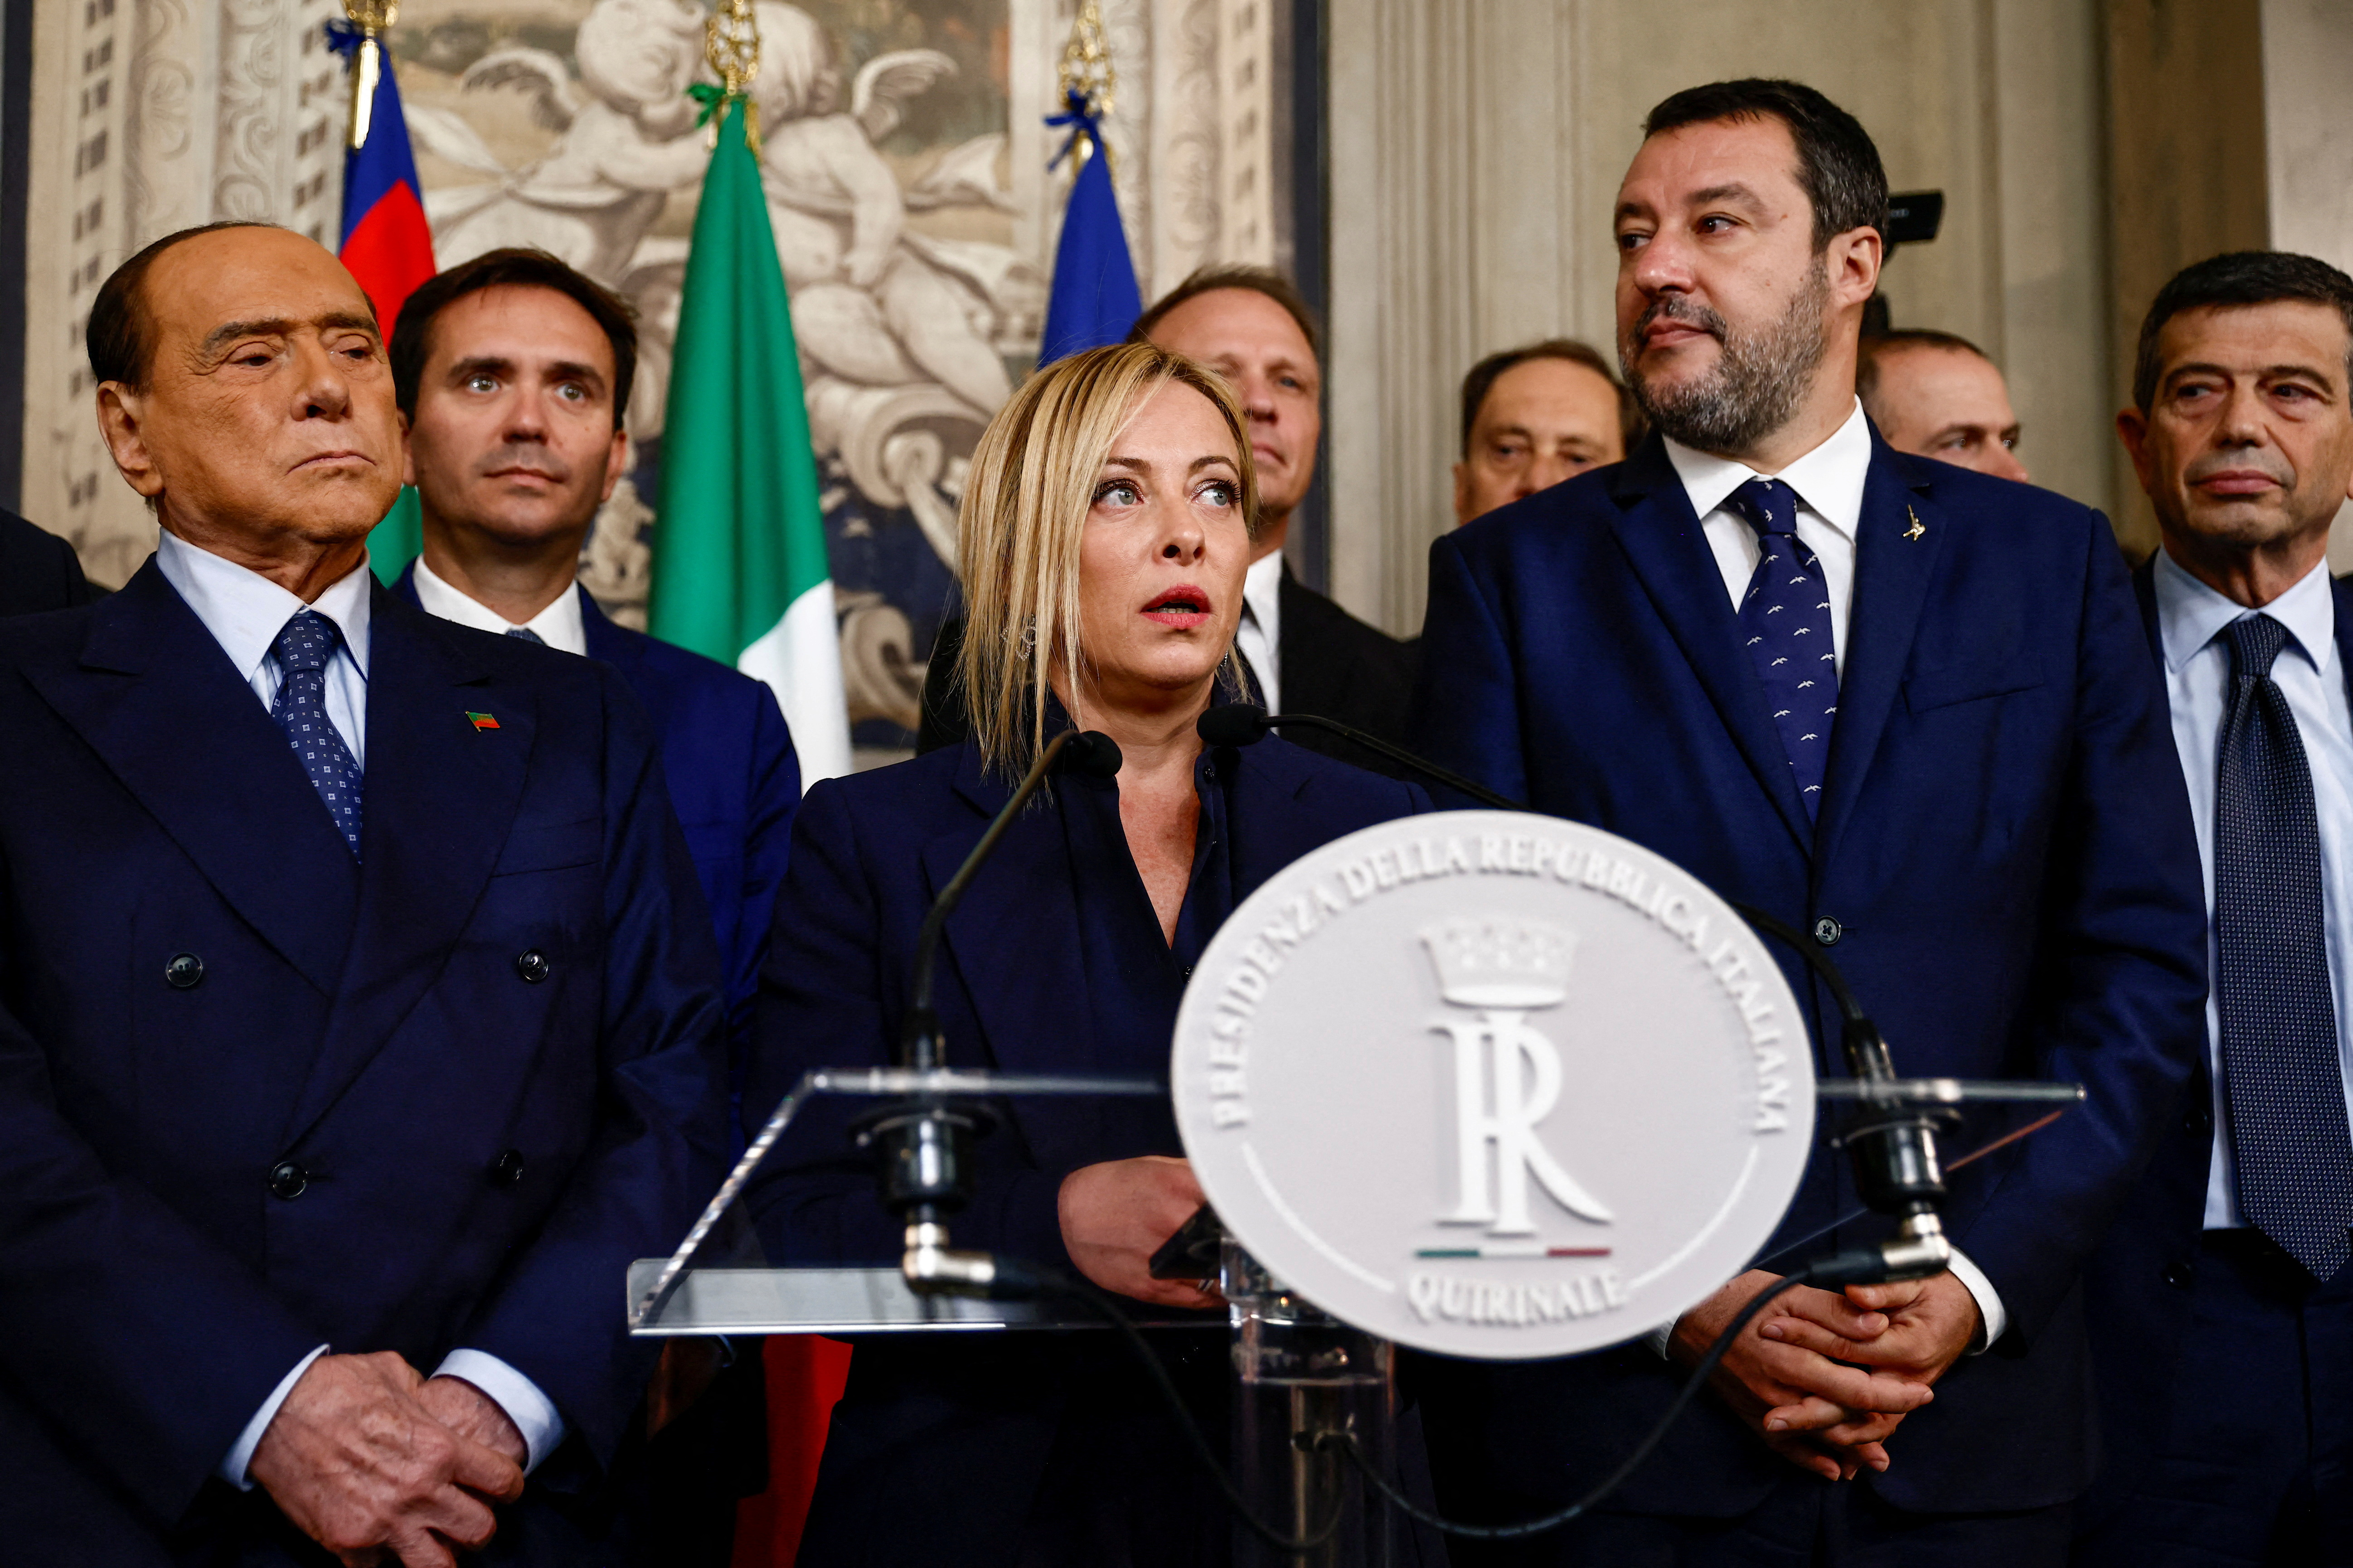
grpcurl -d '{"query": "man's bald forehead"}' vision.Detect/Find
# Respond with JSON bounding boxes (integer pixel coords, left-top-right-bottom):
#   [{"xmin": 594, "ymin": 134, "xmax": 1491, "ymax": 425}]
[{"xmin": 87, "ymin": 220, "xmax": 376, "ymax": 390}]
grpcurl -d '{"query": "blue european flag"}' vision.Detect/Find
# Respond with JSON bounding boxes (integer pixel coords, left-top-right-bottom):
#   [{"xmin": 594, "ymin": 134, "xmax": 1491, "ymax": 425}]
[{"xmin": 1038, "ymin": 93, "xmax": 1142, "ymax": 366}]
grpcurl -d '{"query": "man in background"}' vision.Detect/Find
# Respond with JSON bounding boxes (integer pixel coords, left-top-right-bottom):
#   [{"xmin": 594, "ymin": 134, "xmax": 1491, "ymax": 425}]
[
  {"xmin": 392, "ymin": 246, "xmax": 800, "ymax": 1563},
  {"xmin": 918, "ymin": 267, "xmax": 1421, "ymax": 768},
  {"xmin": 1453, "ymin": 339, "xmax": 1642, "ymax": 524},
  {"xmin": 0, "ymin": 220, "xmax": 723, "ymax": 1564},
  {"xmin": 2081, "ymin": 250, "xmax": 2353, "ymax": 1564},
  {"xmin": 1857, "ymin": 328, "xmax": 2029, "ymax": 481}
]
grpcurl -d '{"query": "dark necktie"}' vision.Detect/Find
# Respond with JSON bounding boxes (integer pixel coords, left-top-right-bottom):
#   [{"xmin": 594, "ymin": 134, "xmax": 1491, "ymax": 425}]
[
  {"xmin": 270, "ymin": 609, "xmax": 364, "ymax": 859},
  {"xmin": 1729, "ymin": 478, "xmax": 1839, "ymax": 818},
  {"xmin": 506, "ymin": 626, "xmax": 545, "ymax": 644},
  {"xmin": 2214, "ymin": 612, "xmax": 2353, "ymax": 1279}
]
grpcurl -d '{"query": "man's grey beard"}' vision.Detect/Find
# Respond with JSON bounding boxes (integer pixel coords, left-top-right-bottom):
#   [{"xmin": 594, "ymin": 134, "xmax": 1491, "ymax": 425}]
[{"xmin": 1623, "ymin": 263, "xmax": 1833, "ymax": 454}]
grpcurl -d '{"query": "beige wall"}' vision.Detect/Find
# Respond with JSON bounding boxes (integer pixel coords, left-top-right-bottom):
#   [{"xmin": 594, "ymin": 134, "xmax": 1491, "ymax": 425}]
[{"xmin": 1327, "ymin": 0, "xmax": 2112, "ymax": 635}]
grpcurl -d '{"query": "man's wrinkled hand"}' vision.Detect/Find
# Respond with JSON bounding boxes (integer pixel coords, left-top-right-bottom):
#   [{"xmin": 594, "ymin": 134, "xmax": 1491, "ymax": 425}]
[
  {"xmin": 415, "ymin": 1375, "xmax": 529, "ymax": 1468},
  {"xmin": 247, "ymin": 1351, "xmax": 525, "ymax": 1568},
  {"xmin": 1760, "ymin": 1272, "xmax": 1981, "ymax": 1394},
  {"xmin": 1669, "ymin": 1270, "xmax": 1935, "ymax": 1481}
]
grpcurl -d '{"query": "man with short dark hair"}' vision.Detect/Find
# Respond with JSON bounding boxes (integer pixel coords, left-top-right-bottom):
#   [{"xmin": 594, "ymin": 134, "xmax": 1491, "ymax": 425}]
[
  {"xmin": 2078, "ymin": 250, "xmax": 2353, "ymax": 1564},
  {"xmin": 0, "ymin": 220, "xmax": 725, "ymax": 1564},
  {"xmin": 391, "ymin": 246, "xmax": 798, "ymax": 1112},
  {"xmin": 1858, "ymin": 329, "xmax": 2029, "ymax": 481},
  {"xmin": 1453, "ymin": 339, "xmax": 1641, "ymax": 524},
  {"xmin": 1409, "ymin": 79, "xmax": 2207, "ymax": 1563}
]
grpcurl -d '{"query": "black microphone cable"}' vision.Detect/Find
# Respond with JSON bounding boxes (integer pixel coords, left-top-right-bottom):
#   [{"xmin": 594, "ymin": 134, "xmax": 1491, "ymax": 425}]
[{"xmin": 967, "ymin": 1248, "xmax": 1897, "ymax": 1551}]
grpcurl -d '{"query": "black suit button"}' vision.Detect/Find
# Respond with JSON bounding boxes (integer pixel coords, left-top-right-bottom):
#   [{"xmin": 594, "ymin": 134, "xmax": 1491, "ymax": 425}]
[
  {"xmin": 164, "ymin": 952, "xmax": 204, "ymax": 989},
  {"xmin": 490, "ymin": 1149, "xmax": 525, "ymax": 1188},
  {"xmin": 514, "ymin": 949, "xmax": 550, "ymax": 984},
  {"xmin": 1811, "ymin": 916, "xmax": 1843, "ymax": 946},
  {"xmin": 2161, "ymin": 1259, "xmax": 2194, "ymax": 1289},
  {"xmin": 267, "ymin": 1161, "xmax": 309, "ymax": 1200}
]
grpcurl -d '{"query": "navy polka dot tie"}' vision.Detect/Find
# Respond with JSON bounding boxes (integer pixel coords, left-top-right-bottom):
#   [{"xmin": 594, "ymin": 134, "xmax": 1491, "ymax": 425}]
[
  {"xmin": 2215, "ymin": 613, "xmax": 2353, "ymax": 1279},
  {"xmin": 506, "ymin": 626, "xmax": 544, "ymax": 644},
  {"xmin": 270, "ymin": 609, "xmax": 364, "ymax": 860},
  {"xmin": 1730, "ymin": 478, "xmax": 1839, "ymax": 819}
]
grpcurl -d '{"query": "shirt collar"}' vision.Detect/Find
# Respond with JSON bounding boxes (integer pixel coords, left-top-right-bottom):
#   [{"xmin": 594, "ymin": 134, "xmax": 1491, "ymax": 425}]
[
  {"xmin": 154, "ymin": 527, "xmax": 374, "ymax": 682},
  {"xmin": 2152, "ymin": 545, "xmax": 2337, "ymax": 677},
  {"xmin": 1242, "ymin": 550, "xmax": 1283, "ymax": 629},
  {"xmin": 411, "ymin": 553, "xmax": 587, "ymax": 656},
  {"xmin": 1661, "ymin": 399, "xmax": 1872, "ymax": 540}
]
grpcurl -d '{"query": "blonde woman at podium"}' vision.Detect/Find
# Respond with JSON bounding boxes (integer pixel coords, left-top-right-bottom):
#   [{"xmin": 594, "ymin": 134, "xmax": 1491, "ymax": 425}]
[{"xmin": 747, "ymin": 342, "xmax": 1428, "ymax": 1566}]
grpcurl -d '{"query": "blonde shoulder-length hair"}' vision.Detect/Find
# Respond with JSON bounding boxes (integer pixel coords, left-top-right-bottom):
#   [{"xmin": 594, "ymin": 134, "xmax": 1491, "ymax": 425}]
[{"xmin": 956, "ymin": 341, "xmax": 1261, "ymax": 775}]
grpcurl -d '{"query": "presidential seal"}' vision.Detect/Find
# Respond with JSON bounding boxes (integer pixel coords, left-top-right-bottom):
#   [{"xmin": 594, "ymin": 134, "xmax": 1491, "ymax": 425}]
[{"xmin": 1171, "ymin": 809, "xmax": 1813, "ymax": 1360}]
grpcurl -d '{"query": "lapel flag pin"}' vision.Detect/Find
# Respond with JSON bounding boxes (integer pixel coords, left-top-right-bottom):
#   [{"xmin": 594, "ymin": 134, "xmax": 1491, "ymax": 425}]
[
  {"xmin": 1904, "ymin": 506, "xmax": 1926, "ymax": 542},
  {"xmin": 466, "ymin": 711, "xmax": 500, "ymax": 731}
]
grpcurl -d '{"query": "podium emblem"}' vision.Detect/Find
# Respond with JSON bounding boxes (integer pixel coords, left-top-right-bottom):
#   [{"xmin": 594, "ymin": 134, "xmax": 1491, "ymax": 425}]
[{"xmin": 1172, "ymin": 811, "xmax": 1813, "ymax": 1360}]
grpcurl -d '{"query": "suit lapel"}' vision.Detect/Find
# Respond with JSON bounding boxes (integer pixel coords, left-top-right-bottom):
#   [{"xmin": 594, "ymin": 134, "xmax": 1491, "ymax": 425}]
[
  {"xmin": 1813, "ymin": 444, "xmax": 1947, "ymax": 870},
  {"xmin": 24, "ymin": 561, "xmax": 358, "ymax": 994},
  {"xmin": 1604, "ymin": 441, "xmax": 1813, "ymax": 852},
  {"xmin": 920, "ymin": 744, "xmax": 1090, "ymax": 1074},
  {"xmin": 2332, "ymin": 573, "xmax": 2353, "ymax": 708},
  {"xmin": 283, "ymin": 590, "xmax": 534, "ymax": 1137},
  {"xmin": 579, "ymin": 589, "xmax": 647, "ymax": 680}
]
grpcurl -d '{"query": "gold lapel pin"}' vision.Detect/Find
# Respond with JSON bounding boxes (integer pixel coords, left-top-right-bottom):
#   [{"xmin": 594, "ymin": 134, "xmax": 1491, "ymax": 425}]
[{"xmin": 1904, "ymin": 506, "xmax": 1926, "ymax": 542}]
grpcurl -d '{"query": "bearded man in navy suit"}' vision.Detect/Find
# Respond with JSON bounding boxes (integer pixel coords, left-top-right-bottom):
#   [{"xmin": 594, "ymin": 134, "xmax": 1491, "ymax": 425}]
[
  {"xmin": 1407, "ymin": 80, "xmax": 2209, "ymax": 1564},
  {"xmin": 0, "ymin": 221, "xmax": 725, "ymax": 1564}
]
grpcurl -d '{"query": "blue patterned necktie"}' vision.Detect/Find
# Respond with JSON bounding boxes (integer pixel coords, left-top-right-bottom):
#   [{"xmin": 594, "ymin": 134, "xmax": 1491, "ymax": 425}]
[
  {"xmin": 270, "ymin": 609, "xmax": 364, "ymax": 859},
  {"xmin": 1729, "ymin": 478, "xmax": 1839, "ymax": 818},
  {"xmin": 2215, "ymin": 613, "xmax": 2353, "ymax": 1279},
  {"xmin": 506, "ymin": 626, "xmax": 545, "ymax": 644}
]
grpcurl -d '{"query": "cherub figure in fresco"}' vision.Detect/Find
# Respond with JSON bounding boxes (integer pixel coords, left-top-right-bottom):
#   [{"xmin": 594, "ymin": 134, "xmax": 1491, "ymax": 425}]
[
  {"xmin": 748, "ymin": 1, "xmax": 1015, "ymax": 417},
  {"xmin": 415, "ymin": 0, "xmax": 714, "ymax": 281}
]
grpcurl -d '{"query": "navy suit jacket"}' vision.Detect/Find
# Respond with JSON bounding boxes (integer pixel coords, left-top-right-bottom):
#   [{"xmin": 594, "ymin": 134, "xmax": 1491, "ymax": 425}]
[
  {"xmin": 746, "ymin": 732, "xmax": 1424, "ymax": 1560},
  {"xmin": 0, "ymin": 561, "xmax": 727, "ymax": 1563},
  {"xmin": 1406, "ymin": 433, "xmax": 2209, "ymax": 1517},
  {"xmin": 394, "ymin": 569, "xmax": 800, "ymax": 1086},
  {"xmin": 2079, "ymin": 563, "xmax": 2353, "ymax": 1520}
]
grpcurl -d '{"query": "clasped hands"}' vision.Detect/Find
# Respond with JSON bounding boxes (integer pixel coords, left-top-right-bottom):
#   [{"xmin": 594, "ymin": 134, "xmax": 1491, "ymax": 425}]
[
  {"xmin": 247, "ymin": 1352, "xmax": 529, "ymax": 1568},
  {"xmin": 1668, "ymin": 1268, "xmax": 1981, "ymax": 1481}
]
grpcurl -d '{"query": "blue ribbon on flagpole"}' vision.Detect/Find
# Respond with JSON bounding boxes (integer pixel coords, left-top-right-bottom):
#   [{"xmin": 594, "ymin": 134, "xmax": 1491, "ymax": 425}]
[
  {"xmin": 1045, "ymin": 88, "xmax": 1103, "ymax": 171},
  {"xmin": 322, "ymin": 17, "xmax": 362, "ymax": 55}
]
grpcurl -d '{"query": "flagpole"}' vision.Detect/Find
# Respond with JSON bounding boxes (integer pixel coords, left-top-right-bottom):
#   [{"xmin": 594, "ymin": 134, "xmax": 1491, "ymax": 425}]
[{"xmin": 340, "ymin": 0, "xmax": 396, "ymax": 150}]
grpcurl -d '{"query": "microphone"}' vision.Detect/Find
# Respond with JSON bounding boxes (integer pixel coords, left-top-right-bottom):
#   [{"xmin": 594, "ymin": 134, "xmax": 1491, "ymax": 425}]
[
  {"xmin": 1196, "ymin": 702, "xmax": 1529, "ymax": 813},
  {"xmin": 873, "ymin": 728, "xmax": 1121, "ymax": 1295}
]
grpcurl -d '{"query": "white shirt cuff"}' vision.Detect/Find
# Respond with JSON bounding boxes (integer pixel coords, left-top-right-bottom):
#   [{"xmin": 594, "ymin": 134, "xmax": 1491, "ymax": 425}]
[
  {"xmin": 434, "ymin": 1350, "xmax": 566, "ymax": 1474},
  {"xmin": 1944, "ymin": 1246, "xmax": 2007, "ymax": 1353},
  {"xmin": 1645, "ymin": 1248, "xmax": 2009, "ymax": 1362},
  {"xmin": 222, "ymin": 1345, "xmax": 329, "ymax": 1489}
]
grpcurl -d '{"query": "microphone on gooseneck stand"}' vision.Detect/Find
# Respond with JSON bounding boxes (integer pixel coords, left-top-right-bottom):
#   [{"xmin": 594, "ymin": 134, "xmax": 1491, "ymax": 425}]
[
  {"xmin": 1196, "ymin": 703, "xmax": 1529, "ymax": 812},
  {"xmin": 869, "ymin": 727, "xmax": 1123, "ymax": 1300},
  {"xmin": 1198, "ymin": 702, "xmax": 1954, "ymax": 1288}
]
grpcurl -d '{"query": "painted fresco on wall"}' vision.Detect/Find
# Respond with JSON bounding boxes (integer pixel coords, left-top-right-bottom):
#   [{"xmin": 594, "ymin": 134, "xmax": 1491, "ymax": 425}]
[{"xmin": 397, "ymin": 0, "xmax": 1041, "ymax": 756}]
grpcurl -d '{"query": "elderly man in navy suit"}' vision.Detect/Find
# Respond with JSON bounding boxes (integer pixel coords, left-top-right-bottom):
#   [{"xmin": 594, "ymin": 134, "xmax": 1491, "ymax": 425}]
[
  {"xmin": 389, "ymin": 246, "xmax": 800, "ymax": 1561},
  {"xmin": 0, "ymin": 221, "xmax": 725, "ymax": 1564},
  {"xmin": 1408, "ymin": 80, "xmax": 2209, "ymax": 1563},
  {"xmin": 2079, "ymin": 251, "xmax": 2353, "ymax": 1564}
]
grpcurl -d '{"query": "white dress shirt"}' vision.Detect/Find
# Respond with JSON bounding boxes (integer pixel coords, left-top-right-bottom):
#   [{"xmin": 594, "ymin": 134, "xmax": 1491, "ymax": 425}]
[
  {"xmin": 1654, "ymin": 403, "xmax": 2008, "ymax": 1350},
  {"xmin": 2150, "ymin": 549, "xmax": 2353, "ymax": 1229},
  {"xmin": 1235, "ymin": 551, "xmax": 1285, "ymax": 711},
  {"xmin": 1663, "ymin": 399, "xmax": 1871, "ymax": 679},
  {"xmin": 152, "ymin": 532, "xmax": 566, "ymax": 1482},
  {"xmin": 411, "ymin": 552, "xmax": 589, "ymax": 657}
]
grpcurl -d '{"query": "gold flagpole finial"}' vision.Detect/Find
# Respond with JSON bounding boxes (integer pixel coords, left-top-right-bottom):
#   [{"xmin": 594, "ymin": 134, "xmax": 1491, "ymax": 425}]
[
  {"xmin": 341, "ymin": 0, "xmax": 398, "ymax": 150},
  {"xmin": 705, "ymin": 0, "xmax": 763, "ymax": 155},
  {"xmin": 1054, "ymin": 3, "xmax": 1115, "ymax": 167}
]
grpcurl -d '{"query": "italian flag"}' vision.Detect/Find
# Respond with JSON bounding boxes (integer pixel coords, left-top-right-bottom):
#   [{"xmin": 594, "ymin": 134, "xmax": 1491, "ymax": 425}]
[{"xmin": 650, "ymin": 95, "xmax": 852, "ymax": 787}]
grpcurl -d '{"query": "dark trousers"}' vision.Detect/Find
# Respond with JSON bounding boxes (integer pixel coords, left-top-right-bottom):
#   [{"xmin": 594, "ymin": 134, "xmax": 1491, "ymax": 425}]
[
  {"xmin": 2074, "ymin": 1229, "xmax": 2353, "ymax": 1567},
  {"xmin": 1441, "ymin": 1478, "xmax": 2070, "ymax": 1568}
]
